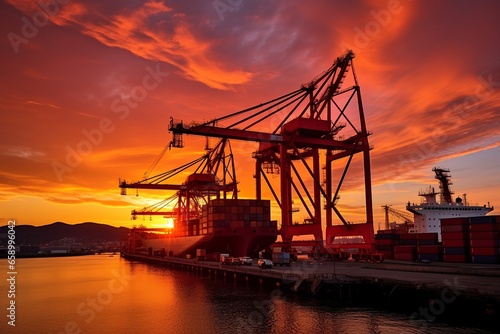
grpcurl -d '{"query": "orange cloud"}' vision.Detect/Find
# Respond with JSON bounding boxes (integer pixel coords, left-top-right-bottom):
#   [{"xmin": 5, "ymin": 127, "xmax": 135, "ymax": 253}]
[{"xmin": 11, "ymin": 0, "xmax": 254, "ymax": 90}]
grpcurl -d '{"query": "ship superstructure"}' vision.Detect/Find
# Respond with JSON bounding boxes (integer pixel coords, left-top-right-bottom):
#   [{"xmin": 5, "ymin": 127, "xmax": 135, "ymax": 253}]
[{"xmin": 406, "ymin": 168, "xmax": 494, "ymax": 240}]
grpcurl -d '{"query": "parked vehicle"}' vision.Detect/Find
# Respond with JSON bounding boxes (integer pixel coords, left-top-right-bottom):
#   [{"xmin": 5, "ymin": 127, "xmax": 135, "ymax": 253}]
[
  {"xmin": 272, "ymin": 252, "xmax": 291, "ymax": 267},
  {"xmin": 258, "ymin": 259, "xmax": 273, "ymax": 269},
  {"xmin": 224, "ymin": 256, "xmax": 241, "ymax": 265},
  {"xmin": 239, "ymin": 256, "xmax": 253, "ymax": 266},
  {"xmin": 220, "ymin": 253, "xmax": 230, "ymax": 263}
]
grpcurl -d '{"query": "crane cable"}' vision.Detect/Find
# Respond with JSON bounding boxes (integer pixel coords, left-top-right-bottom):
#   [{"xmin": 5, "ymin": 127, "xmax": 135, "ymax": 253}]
[{"xmin": 143, "ymin": 144, "xmax": 170, "ymax": 180}]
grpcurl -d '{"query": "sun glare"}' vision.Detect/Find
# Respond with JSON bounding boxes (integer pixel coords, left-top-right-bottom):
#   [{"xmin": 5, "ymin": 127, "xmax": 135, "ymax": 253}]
[{"xmin": 165, "ymin": 218, "xmax": 175, "ymax": 229}]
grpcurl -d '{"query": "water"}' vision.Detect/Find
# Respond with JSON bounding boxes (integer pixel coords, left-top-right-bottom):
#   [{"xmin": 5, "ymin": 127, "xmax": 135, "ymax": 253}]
[{"xmin": 1, "ymin": 256, "xmax": 496, "ymax": 334}]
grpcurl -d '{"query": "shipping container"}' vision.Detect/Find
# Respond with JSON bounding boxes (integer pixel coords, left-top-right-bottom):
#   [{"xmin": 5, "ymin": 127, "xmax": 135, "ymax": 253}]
[
  {"xmin": 394, "ymin": 253, "xmax": 416, "ymax": 261},
  {"xmin": 470, "ymin": 248, "xmax": 499, "ymax": 256},
  {"xmin": 394, "ymin": 245, "xmax": 417, "ymax": 254},
  {"xmin": 417, "ymin": 239, "xmax": 438, "ymax": 245},
  {"xmin": 441, "ymin": 231, "xmax": 469, "ymax": 240},
  {"xmin": 470, "ymin": 239, "xmax": 498, "ymax": 248},
  {"xmin": 417, "ymin": 245, "xmax": 442, "ymax": 254},
  {"xmin": 443, "ymin": 254, "xmax": 469, "ymax": 263},
  {"xmin": 443, "ymin": 247, "xmax": 468, "ymax": 255},
  {"xmin": 418, "ymin": 253, "xmax": 442, "ymax": 262},
  {"xmin": 441, "ymin": 217, "xmax": 470, "ymax": 226},
  {"xmin": 416, "ymin": 233, "xmax": 439, "ymax": 240},
  {"xmin": 469, "ymin": 231, "xmax": 500, "ymax": 240},
  {"xmin": 469, "ymin": 223, "xmax": 500, "ymax": 233},
  {"xmin": 471, "ymin": 255, "xmax": 499, "ymax": 264},
  {"xmin": 469, "ymin": 216, "xmax": 499, "ymax": 224},
  {"xmin": 442, "ymin": 239, "xmax": 468, "ymax": 248},
  {"xmin": 441, "ymin": 225, "xmax": 469, "ymax": 233}
]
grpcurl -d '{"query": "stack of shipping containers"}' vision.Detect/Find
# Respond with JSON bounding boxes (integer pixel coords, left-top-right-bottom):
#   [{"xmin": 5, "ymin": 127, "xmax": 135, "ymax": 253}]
[
  {"xmin": 470, "ymin": 216, "xmax": 500, "ymax": 264},
  {"xmin": 375, "ymin": 216, "xmax": 499, "ymax": 264},
  {"xmin": 200, "ymin": 199, "xmax": 273, "ymax": 236},
  {"xmin": 441, "ymin": 217, "xmax": 470, "ymax": 263},
  {"xmin": 374, "ymin": 231, "xmax": 400, "ymax": 259}
]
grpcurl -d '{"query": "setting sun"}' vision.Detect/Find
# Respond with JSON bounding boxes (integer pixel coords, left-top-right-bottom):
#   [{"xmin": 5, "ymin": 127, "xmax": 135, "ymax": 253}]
[{"xmin": 165, "ymin": 218, "xmax": 175, "ymax": 229}]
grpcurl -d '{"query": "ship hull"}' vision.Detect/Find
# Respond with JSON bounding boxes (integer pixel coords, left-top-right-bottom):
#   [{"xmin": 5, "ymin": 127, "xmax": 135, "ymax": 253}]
[{"xmin": 141, "ymin": 229, "xmax": 277, "ymax": 258}]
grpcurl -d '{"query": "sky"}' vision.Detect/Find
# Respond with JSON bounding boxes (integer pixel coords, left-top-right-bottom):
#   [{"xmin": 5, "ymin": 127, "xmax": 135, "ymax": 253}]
[{"xmin": 1, "ymin": 0, "xmax": 499, "ymax": 230}]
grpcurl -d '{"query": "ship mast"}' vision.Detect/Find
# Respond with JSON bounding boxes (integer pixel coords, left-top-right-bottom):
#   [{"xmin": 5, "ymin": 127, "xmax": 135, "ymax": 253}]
[{"xmin": 433, "ymin": 167, "xmax": 454, "ymax": 204}]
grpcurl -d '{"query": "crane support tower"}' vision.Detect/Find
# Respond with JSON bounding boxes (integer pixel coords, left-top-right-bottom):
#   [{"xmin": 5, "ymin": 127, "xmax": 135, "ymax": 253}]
[{"xmin": 169, "ymin": 50, "xmax": 374, "ymax": 251}]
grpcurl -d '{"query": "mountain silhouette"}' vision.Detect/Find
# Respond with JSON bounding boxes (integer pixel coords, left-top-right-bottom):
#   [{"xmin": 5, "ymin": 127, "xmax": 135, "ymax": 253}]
[{"xmin": 0, "ymin": 222, "xmax": 129, "ymax": 244}]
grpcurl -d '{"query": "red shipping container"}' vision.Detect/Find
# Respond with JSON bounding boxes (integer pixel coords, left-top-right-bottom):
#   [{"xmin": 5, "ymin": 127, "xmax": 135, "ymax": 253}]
[
  {"xmin": 394, "ymin": 245, "xmax": 417, "ymax": 254},
  {"xmin": 469, "ymin": 216, "xmax": 500, "ymax": 225},
  {"xmin": 469, "ymin": 231, "xmax": 500, "ymax": 240},
  {"xmin": 470, "ymin": 223, "xmax": 500, "ymax": 233},
  {"xmin": 441, "ymin": 231, "xmax": 468, "ymax": 240},
  {"xmin": 441, "ymin": 225, "xmax": 468, "ymax": 233},
  {"xmin": 470, "ymin": 248, "xmax": 499, "ymax": 256},
  {"xmin": 441, "ymin": 217, "xmax": 469, "ymax": 226},
  {"xmin": 470, "ymin": 239, "xmax": 498, "ymax": 248},
  {"xmin": 375, "ymin": 239, "xmax": 397, "ymax": 245},
  {"xmin": 417, "ymin": 245, "xmax": 442, "ymax": 254},
  {"xmin": 442, "ymin": 239, "xmax": 468, "ymax": 248},
  {"xmin": 379, "ymin": 250, "xmax": 394, "ymax": 259},
  {"xmin": 375, "ymin": 245, "xmax": 394, "ymax": 252},
  {"xmin": 416, "ymin": 233, "xmax": 439, "ymax": 240},
  {"xmin": 400, "ymin": 233, "xmax": 418, "ymax": 240},
  {"xmin": 443, "ymin": 254, "xmax": 469, "ymax": 263},
  {"xmin": 394, "ymin": 253, "xmax": 416, "ymax": 261}
]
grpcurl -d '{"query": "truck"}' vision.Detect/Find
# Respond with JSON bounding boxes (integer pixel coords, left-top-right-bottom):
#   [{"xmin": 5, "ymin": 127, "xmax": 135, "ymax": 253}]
[
  {"xmin": 272, "ymin": 252, "xmax": 291, "ymax": 267},
  {"xmin": 257, "ymin": 259, "xmax": 273, "ymax": 269},
  {"xmin": 220, "ymin": 253, "xmax": 230, "ymax": 263}
]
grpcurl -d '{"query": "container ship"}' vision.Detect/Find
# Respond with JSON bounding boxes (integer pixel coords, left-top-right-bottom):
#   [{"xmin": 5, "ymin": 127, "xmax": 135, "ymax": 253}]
[
  {"xmin": 120, "ymin": 139, "xmax": 278, "ymax": 259},
  {"xmin": 406, "ymin": 167, "xmax": 494, "ymax": 240},
  {"xmin": 376, "ymin": 167, "xmax": 498, "ymax": 264},
  {"xmin": 126, "ymin": 198, "xmax": 278, "ymax": 258}
]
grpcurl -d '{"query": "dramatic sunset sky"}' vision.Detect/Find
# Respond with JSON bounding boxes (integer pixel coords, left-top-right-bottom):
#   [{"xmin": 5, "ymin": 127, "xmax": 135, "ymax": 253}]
[{"xmin": 1, "ymin": 0, "xmax": 499, "ymax": 230}]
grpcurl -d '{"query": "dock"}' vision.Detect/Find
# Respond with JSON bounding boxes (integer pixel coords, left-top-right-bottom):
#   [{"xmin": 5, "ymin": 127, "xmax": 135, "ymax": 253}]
[{"xmin": 121, "ymin": 252, "xmax": 500, "ymax": 306}]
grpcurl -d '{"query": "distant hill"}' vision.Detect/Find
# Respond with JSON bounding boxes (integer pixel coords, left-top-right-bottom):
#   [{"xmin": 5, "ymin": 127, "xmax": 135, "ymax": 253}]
[{"xmin": 0, "ymin": 222, "xmax": 129, "ymax": 244}]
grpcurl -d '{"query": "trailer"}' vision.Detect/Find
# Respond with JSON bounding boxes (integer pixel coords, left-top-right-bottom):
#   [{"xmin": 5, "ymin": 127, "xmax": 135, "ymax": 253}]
[{"xmin": 272, "ymin": 252, "xmax": 291, "ymax": 267}]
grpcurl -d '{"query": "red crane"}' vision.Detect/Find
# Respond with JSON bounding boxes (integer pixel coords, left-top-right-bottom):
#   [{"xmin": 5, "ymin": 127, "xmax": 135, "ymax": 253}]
[
  {"xmin": 120, "ymin": 138, "xmax": 238, "ymax": 226},
  {"xmin": 168, "ymin": 50, "xmax": 374, "ymax": 251}
]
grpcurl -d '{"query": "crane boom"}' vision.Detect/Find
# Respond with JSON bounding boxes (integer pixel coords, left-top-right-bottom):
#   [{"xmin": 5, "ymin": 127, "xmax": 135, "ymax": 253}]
[
  {"xmin": 170, "ymin": 122, "xmax": 365, "ymax": 151},
  {"xmin": 382, "ymin": 205, "xmax": 414, "ymax": 229}
]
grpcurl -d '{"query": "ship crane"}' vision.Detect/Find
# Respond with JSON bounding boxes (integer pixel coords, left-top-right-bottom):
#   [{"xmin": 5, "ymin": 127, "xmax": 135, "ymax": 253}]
[
  {"xmin": 168, "ymin": 50, "xmax": 375, "ymax": 250},
  {"xmin": 381, "ymin": 205, "xmax": 414, "ymax": 230}
]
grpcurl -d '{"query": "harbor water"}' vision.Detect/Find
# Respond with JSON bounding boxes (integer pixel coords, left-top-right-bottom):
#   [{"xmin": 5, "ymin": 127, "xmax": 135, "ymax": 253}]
[{"xmin": 2, "ymin": 255, "xmax": 496, "ymax": 334}]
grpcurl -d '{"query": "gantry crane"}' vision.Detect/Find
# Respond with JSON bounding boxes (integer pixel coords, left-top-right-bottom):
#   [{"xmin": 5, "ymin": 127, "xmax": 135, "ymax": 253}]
[
  {"xmin": 168, "ymin": 50, "xmax": 374, "ymax": 250},
  {"xmin": 120, "ymin": 139, "xmax": 237, "ymax": 227}
]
